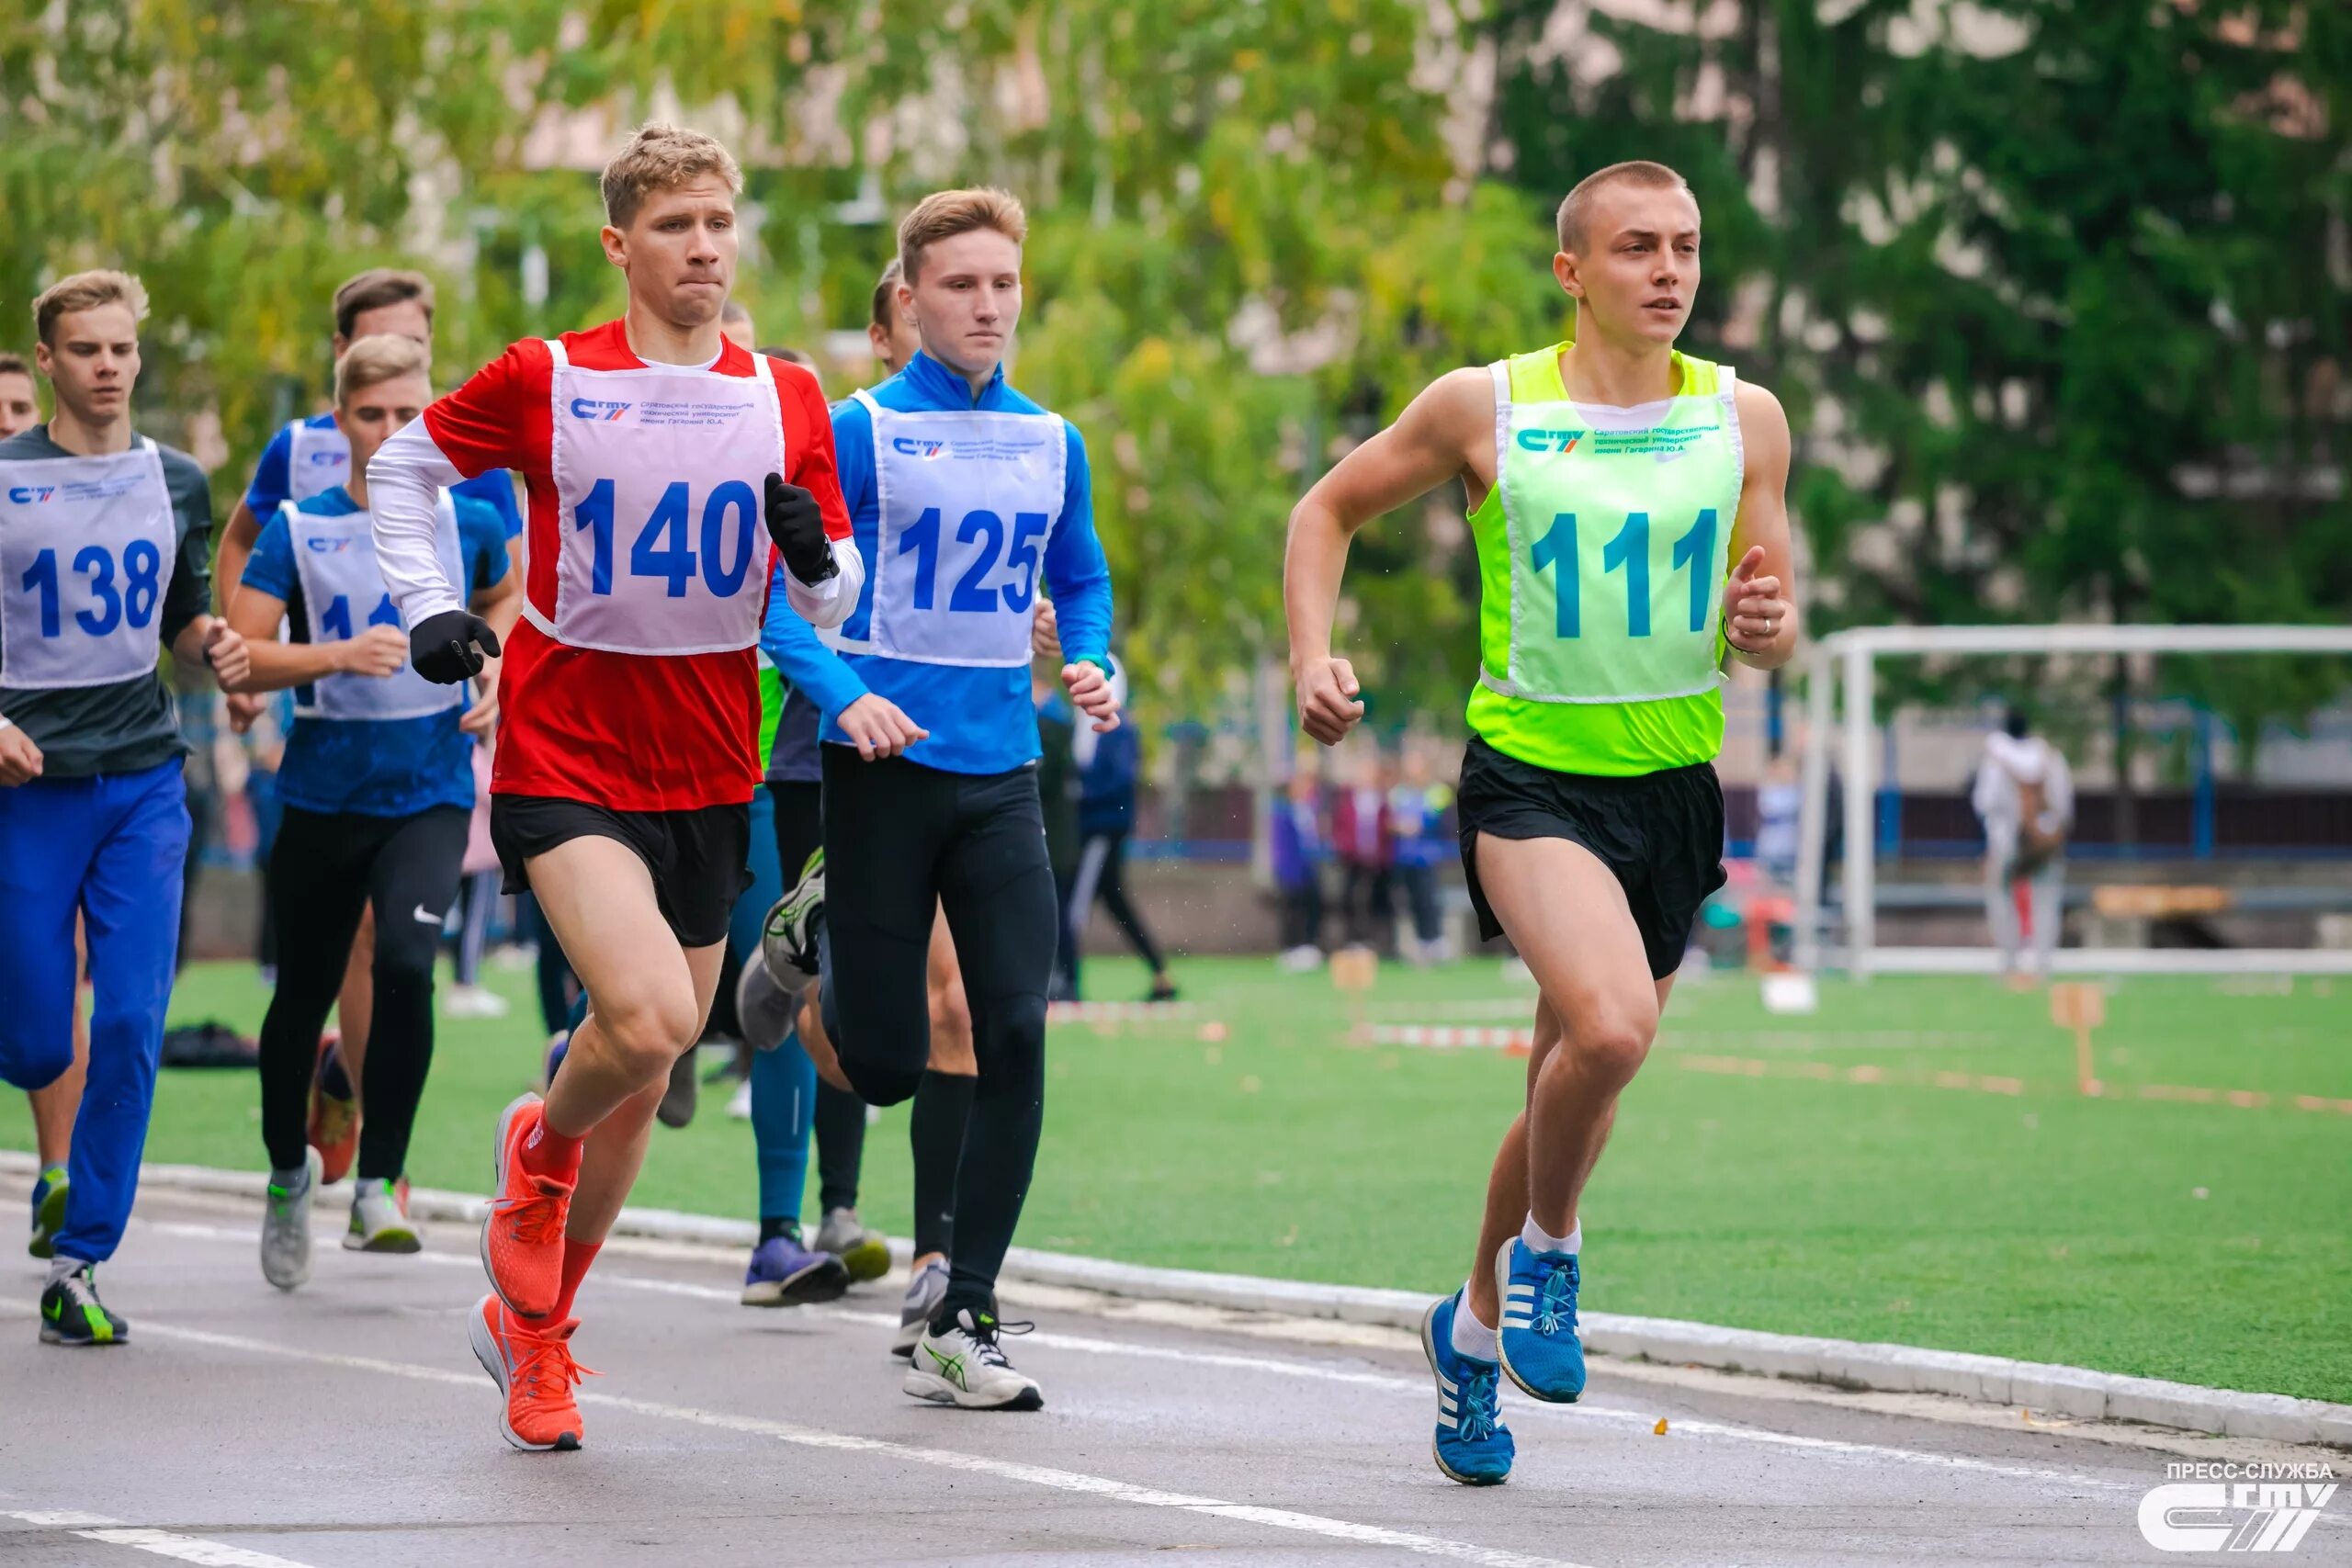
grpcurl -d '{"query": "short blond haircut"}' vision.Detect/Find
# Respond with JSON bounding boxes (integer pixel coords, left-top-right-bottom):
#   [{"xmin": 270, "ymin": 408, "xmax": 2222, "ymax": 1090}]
[
  {"xmin": 33, "ymin": 270, "xmax": 149, "ymax": 347},
  {"xmin": 897, "ymin": 188, "xmax": 1027, "ymax": 285},
  {"xmin": 334, "ymin": 333, "xmax": 431, "ymax": 406},
  {"xmin": 1555, "ymin": 160, "xmax": 1691, "ymax": 253},
  {"xmin": 600, "ymin": 122, "xmax": 743, "ymax": 230}
]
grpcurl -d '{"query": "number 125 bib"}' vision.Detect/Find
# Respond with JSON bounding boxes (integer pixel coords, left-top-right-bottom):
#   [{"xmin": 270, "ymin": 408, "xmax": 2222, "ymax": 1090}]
[
  {"xmin": 537, "ymin": 338, "xmax": 782, "ymax": 657},
  {"xmin": 829, "ymin": 389, "xmax": 1066, "ymax": 669}
]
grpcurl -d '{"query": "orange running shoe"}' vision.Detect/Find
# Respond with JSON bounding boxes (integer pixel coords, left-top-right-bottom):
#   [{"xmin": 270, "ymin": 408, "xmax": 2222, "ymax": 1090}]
[
  {"xmin": 307, "ymin": 1032, "xmax": 360, "ymax": 1186},
  {"xmin": 467, "ymin": 1294, "xmax": 592, "ymax": 1451},
  {"xmin": 481, "ymin": 1092, "xmax": 573, "ymax": 1319}
]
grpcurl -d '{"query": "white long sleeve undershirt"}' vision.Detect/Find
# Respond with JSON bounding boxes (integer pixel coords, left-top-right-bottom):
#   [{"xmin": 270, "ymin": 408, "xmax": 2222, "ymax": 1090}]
[{"xmin": 369, "ymin": 418, "xmax": 468, "ymax": 630}]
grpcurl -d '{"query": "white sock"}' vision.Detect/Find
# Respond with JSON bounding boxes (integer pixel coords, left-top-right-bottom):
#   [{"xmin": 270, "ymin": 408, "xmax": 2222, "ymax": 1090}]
[
  {"xmin": 46, "ymin": 1256, "xmax": 82, "ymax": 1286},
  {"xmin": 1521, "ymin": 1214, "xmax": 1581, "ymax": 1257},
  {"xmin": 1449, "ymin": 1285, "xmax": 1496, "ymax": 1359}
]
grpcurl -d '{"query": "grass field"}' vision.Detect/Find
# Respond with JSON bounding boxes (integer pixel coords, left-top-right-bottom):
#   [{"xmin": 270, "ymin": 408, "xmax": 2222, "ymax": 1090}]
[{"xmin": 5, "ymin": 955, "xmax": 2346, "ymax": 1404}]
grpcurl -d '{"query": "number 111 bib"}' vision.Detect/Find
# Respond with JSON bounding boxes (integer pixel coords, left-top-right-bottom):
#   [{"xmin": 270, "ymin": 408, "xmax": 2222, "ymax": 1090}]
[{"xmin": 537, "ymin": 338, "xmax": 782, "ymax": 657}]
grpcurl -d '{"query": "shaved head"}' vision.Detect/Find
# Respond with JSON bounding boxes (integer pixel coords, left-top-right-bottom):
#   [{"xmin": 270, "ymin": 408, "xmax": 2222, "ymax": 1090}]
[{"xmin": 1556, "ymin": 160, "xmax": 1691, "ymax": 253}]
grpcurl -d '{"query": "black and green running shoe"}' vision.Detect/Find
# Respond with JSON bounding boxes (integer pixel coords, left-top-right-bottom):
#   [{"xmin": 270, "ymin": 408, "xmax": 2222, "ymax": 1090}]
[
  {"xmin": 28, "ymin": 1165, "xmax": 67, "ymax": 1259},
  {"xmin": 40, "ymin": 1264, "xmax": 128, "ymax": 1347}
]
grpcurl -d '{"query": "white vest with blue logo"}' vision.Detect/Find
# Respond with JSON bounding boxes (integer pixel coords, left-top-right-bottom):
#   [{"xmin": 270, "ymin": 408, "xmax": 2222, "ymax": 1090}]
[
  {"xmin": 285, "ymin": 494, "xmax": 466, "ymax": 720},
  {"xmin": 288, "ymin": 418, "xmax": 353, "ymax": 502},
  {"xmin": 823, "ymin": 389, "xmax": 1066, "ymax": 669},
  {"xmin": 0, "ymin": 438, "xmax": 175, "ymax": 689}
]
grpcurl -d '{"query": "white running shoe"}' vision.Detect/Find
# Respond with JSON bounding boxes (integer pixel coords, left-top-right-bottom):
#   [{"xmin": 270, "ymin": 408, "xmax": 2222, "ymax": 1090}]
[
  {"xmin": 441, "ymin": 983, "xmax": 511, "ymax": 1020},
  {"xmin": 903, "ymin": 1305, "xmax": 1044, "ymax": 1411},
  {"xmin": 726, "ymin": 1077, "xmax": 753, "ymax": 1121},
  {"xmin": 344, "ymin": 1178, "xmax": 422, "ymax": 1252},
  {"xmin": 260, "ymin": 1148, "xmax": 322, "ymax": 1291}
]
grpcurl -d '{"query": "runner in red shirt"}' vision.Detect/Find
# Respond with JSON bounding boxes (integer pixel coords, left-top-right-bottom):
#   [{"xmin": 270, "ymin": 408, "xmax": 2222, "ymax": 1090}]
[{"xmin": 367, "ymin": 123, "xmax": 862, "ymax": 1453}]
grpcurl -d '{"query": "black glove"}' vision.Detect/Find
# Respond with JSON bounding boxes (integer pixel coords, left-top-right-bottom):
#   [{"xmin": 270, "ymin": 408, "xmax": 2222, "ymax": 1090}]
[
  {"xmin": 409, "ymin": 609, "xmax": 501, "ymax": 685},
  {"xmin": 765, "ymin": 471, "xmax": 837, "ymax": 585}
]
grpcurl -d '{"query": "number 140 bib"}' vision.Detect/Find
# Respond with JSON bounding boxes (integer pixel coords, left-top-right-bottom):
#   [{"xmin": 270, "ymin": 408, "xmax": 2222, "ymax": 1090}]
[{"xmin": 538, "ymin": 338, "xmax": 782, "ymax": 657}]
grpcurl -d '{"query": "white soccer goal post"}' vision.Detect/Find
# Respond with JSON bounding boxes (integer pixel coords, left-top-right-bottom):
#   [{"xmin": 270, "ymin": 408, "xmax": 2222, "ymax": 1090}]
[{"xmin": 1790, "ymin": 624, "xmax": 2352, "ymax": 978}]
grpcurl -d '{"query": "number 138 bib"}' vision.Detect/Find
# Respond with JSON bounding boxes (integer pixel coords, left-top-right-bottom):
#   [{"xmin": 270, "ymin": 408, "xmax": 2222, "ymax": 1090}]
[
  {"xmin": 831, "ymin": 389, "xmax": 1066, "ymax": 669},
  {"xmin": 0, "ymin": 439, "xmax": 175, "ymax": 690},
  {"xmin": 537, "ymin": 339, "xmax": 782, "ymax": 656}
]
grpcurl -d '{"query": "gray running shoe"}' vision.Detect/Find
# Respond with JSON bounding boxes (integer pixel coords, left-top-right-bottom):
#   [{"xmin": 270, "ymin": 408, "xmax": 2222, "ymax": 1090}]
[
  {"xmin": 656, "ymin": 1047, "xmax": 698, "ymax": 1129},
  {"xmin": 344, "ymin": 1178, "xmax": 422, "ymax": 1253},
  {"xmin": 893, "ymin": 1256, "xmax": 952, "ymax": 1359},
  {"xmin": 735, "ymin": 948, "xmax": 800, "ymax": 1054},
  {"xmin": 816, "ymin": 1206, "xmax": 890, "ymax": 1283},
  {"xmin": 261, "ymin": 1148, "xmax": 322, "ymax": 1291}
]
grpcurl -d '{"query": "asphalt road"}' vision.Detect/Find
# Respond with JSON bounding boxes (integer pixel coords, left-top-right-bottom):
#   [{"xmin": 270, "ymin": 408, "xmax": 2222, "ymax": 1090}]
[{"xmin": 1, "ymin": 1178, "xmax": 2341, "ymax": 1567}]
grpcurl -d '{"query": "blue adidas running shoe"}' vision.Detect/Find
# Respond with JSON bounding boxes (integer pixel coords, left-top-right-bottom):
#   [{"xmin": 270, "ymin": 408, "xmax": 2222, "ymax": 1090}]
[
  {"xmin": 1420, "ymin": 1293, "xmax": 1512, "ymax": 1485},
  {"xmin": 1496, "ymin": 1238, "xmax": 1585, "ymax": 1403}
]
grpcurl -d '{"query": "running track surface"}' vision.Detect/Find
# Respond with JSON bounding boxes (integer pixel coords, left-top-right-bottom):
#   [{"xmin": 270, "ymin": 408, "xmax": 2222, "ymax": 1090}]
[{"xmin": 2, "ymin": 1181, "xmax": 2339, "ymax": 1567}]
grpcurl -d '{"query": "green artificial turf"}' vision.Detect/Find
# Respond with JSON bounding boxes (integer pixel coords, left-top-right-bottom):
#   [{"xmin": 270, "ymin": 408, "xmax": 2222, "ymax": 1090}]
[{"xmin": 6, "ymin": 956, "xmax": 2346, "ymax": 1403}]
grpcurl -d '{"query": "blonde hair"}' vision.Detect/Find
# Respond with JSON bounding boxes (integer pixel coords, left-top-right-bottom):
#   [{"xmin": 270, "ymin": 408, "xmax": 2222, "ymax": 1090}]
[
  {"xmin": 334, "ymin": 268, "xmax": 435, "ymax": 340},
  {"xmin": 600, "ymin": 122, "xmax": 743, "ymax": 229},
  {"xmin": 32, "ymin": 270, "xmax": 149, "ymax": 347},
  {"xmin": 334, "ymin": 333, "xmax": 432, "ymax": 406},
  {"xmin": 897, "ymin": 188, "xmax": 1027, "ymax": 284},
  {"xmin": 1555, "ymin": 161, "xmax": 1691, "ymax": 253}
]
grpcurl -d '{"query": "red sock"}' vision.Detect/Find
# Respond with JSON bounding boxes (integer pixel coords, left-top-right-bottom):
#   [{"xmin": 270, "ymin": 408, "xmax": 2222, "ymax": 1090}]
[
  {"xmin": 551, "ymin": 1239, "xmax": 601, "ymax": 1322},
  {"xmin": 518, "ymin": 1110, "xmax": 584, "ymax": 1181}
]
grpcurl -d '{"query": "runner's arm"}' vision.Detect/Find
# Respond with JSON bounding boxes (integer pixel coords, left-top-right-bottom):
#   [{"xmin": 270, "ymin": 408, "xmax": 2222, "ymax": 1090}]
[
  {"xmin": 1284, "ymin": 367, "xmax": 1489, "ymax": 670},
  {"xmin": 1040, "ymin": 422, "xmax": 1112, "ymax": 668},
  {"xmin": 371, "ymin": 345, "xmax": 533, "ymax": 630},
  {"xmin": 1284, "ymin": 367, "xmax": 1489, "ymax": 742},
  {"xmin": 214, "ymin": 500, "xmax": 262, "ymax": 615},
  {"xmin": 219, "ymin": 508, "xmax": 390, "ymax": 692},
  {"xmin": 760, "ymin": 590, "xmax": 868, "ymax": 726},
  {"xmin": 1724, "ymin": 379, "xmax": 1797, "ymax": 671},
  {"xmin": 216, "ymin": 423, "xmax": 293, "ymax": 612},
  {"xmin": 775, "ymin": 367, "xmax": 863, "ymax": 629}
]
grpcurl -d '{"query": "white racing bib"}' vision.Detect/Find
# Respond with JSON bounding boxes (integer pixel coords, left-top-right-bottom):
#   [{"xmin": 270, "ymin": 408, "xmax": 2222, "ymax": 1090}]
[
  {"xmin": 533, "ymin": 339, "xmax": 783, "ymax": 656},
  {"xmin": 288, "ymin": 418, "xmax": 352, "ymax": 502},
  {"xmin": 0, "ymin": 439, "xmax": 176, "ymax": 690},
  {"xmin": 827, "ymin": 389, "xmax": 1065, "ymax": 668},
  {"xmin": 286, "ymin": 494, "xmax": 467, "ymax": 720}
]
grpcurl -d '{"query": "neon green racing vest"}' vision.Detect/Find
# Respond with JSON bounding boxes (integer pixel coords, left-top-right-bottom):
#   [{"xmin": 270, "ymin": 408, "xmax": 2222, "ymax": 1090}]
[{"xmin": 1464, "ymin": 342, "xmax": 1744, "ymax": 775}]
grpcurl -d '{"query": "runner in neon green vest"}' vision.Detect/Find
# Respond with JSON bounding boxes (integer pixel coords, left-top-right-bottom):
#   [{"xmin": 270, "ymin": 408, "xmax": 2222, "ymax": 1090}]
[{"xmin": 1284, "ymin": 161, "xmax": 1798, "ymax": 1486}]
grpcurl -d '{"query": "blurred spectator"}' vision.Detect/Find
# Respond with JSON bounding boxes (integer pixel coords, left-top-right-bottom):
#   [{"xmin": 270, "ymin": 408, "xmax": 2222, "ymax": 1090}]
[
  {"xmin": 1271, "ymin": 768, "xmax": 1329, "ymax": 971},
  {"xmin": 1331, "ymin": 746, "xmax": 1394, "ymax": 953},
  {"xmin": 1069, "ymin": 660, "xmax": 1175, "ymax": 1001},
  {"xmin": 1755, "ymin": 750, "xmax": 1802, "ymax": 888},
  {"xmin": 1973, "ymin": 706, "xmax": 2073, "ymax": 983},
  {"xmin": 1388, "ymin": 742, "xmax": 1454, "ymax": 963}
]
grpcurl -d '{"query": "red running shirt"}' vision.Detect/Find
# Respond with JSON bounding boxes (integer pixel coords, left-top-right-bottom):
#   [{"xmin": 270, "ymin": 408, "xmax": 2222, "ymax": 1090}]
[{"xmin": 422, "ymin": 321, "xmax": 852, "ymax": 811}]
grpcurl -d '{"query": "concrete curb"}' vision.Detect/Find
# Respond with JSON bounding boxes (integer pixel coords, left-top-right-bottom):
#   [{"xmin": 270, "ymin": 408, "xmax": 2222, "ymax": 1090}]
[{"xmin": 15, "ymin": 1150, "xmax": 2346, "ymax": 1450}]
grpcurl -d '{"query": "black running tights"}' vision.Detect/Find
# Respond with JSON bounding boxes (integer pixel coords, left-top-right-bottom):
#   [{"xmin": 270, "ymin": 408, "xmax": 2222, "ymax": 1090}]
[{"xmin": 257, "ymin": 806, "xmax": 467, "ymax": 1180}]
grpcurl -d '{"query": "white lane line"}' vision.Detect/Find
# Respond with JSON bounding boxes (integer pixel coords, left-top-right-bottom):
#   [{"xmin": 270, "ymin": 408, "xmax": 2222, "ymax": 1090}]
[
  {"xmin": 1, "ymin": 1509, "xmax": 322, "ymax": 1567},
  {"xmin": 136, "ymin": 1218, "xmax": 2142, "ymax": 1495},
  {"xmin": 96, "ymin": 1318, "xmax": 1589, "ymax": 1568}
]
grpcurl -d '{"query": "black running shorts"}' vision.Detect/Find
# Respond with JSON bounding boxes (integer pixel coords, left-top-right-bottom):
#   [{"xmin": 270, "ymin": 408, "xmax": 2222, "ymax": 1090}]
[
  {"xmin": 490, "ymin": 794, "xmax": 751, "ymax": 949},
  {"xmin": 1456, "ymin": 736, "xmax": 1726, "ymax": 979}
]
